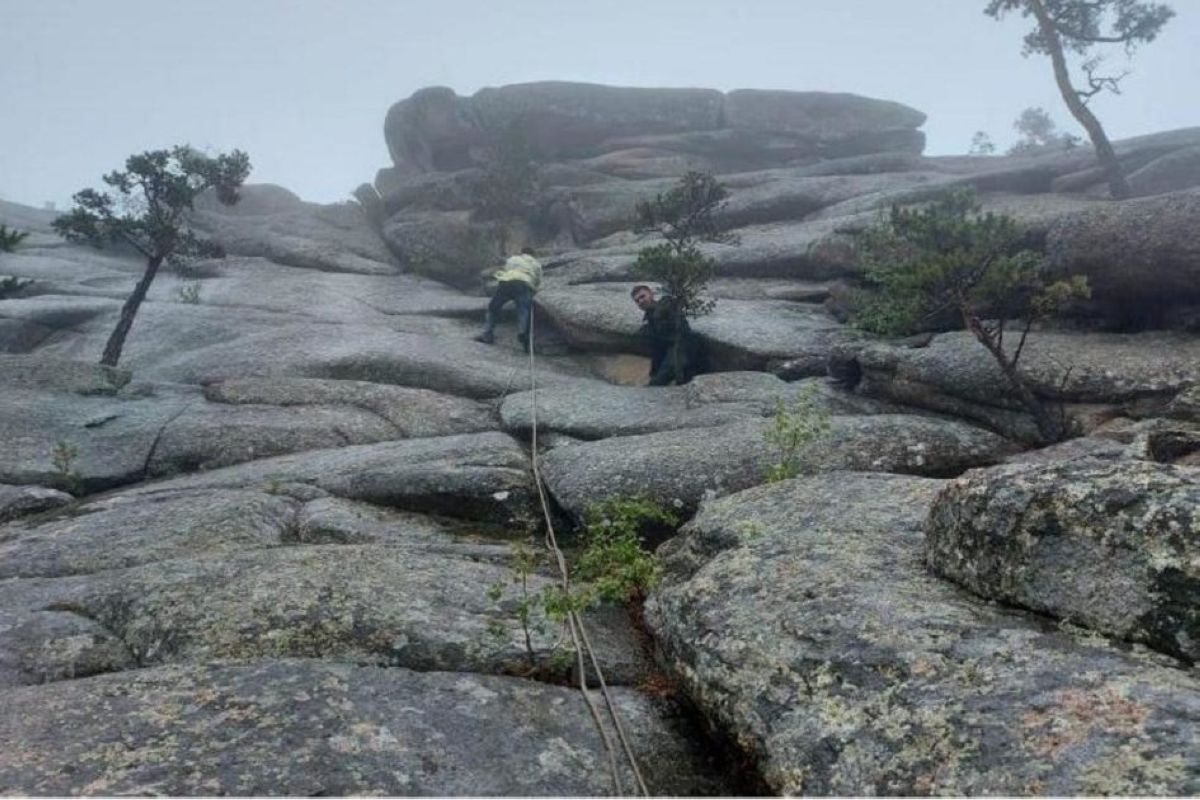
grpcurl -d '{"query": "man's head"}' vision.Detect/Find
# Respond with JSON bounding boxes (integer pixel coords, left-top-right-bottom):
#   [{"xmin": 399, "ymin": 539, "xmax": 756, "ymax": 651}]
[{"xmin": 630, "ymin": 284, "xmax": 655, "ymax": 311}]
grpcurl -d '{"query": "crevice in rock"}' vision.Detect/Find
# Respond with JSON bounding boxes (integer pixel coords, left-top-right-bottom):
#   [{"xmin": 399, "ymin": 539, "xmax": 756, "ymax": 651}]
[
  {"xmin": 41, "ymin": 600, "xmax": 141, "ymax": 670},
  {"xmin": 626, "ymin": 596, "xmax": 772, "ymax": 796},
  {"xmin": 138, "ymin": 397, "xmax": 203, "ymax": 484}
]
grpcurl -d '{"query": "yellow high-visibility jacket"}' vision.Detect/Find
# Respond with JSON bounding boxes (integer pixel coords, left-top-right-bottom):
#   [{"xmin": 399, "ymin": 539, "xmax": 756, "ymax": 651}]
[{"xmin": 492, "ymin": 254, "xmax": 543, "ymax": 292}]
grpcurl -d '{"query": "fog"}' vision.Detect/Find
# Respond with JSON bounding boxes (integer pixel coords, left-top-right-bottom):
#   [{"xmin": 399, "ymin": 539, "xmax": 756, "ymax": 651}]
[{"xmin": 2, "ymin": 0, "xmax": 1196, "ymax": 207}]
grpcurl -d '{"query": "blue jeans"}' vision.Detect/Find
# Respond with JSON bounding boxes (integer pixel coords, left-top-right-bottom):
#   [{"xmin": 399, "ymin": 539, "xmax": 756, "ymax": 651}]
[{"xmin": 482, "ymin": 280, "xmax": 533, "ymax": 340}]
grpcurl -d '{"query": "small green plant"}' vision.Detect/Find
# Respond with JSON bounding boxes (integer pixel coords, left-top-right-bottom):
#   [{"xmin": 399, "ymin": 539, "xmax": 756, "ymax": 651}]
[
  {"xmin": 0, "ymin": 275, "xmax": 33, "ymax": 299},
  {"xmin": 764, "ymin": 383, "xmax": 832, "ymax": 482},
  {"xmin": 485, "ymin": 541, "xmax": 588, "ymax": 677},
  {"xmin": 577, "ymin": 496, "xmax": 676, "ymax": 602},
  {"xmin": 175, "ymin": 282, "xmax": 201, "ymax": 304},
  {"xmin": 51, "ymin": 439, "xmax": 81, "ymax": 493},
  {"xmin": 484, "ymin": 496, "xmax": 674, "ymax": 678},
  {"xmin": 735, "ymin": 520, "xmax": 767, "ymax": 539},
  {"xmin": 0, "ymin": 224, "xmax": 29, "ymax": 252}
]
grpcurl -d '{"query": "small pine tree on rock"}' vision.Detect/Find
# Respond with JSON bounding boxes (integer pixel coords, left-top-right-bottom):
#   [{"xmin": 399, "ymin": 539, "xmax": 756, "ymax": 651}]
[
  {"xmin": 53, "ymin": 146, "xmax": 250, "ymax": 366},
  {"xmin": 633, "ymin": 171, "xmax": 735, "ymax": 383},
  {"xmin": 853, "ymin": 187, "xmax": 1089, "ymax": 443}
]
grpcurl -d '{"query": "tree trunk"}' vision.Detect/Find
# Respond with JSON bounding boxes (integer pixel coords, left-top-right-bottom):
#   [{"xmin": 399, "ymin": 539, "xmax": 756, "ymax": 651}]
[
  {"xmin": 671, "ymin": 306, "xmax": 685, "ymax": 384},
  {"xmin": 100, "ymin": 255, "xmax": 162, "ymax": 367},
  {"xmin": 1027, "ymin": 0, "xmax": 1132, "ymax": 199},
  {"xmin": 965, "ymin": 313, "xmax": 1063, "ymax": 444}
]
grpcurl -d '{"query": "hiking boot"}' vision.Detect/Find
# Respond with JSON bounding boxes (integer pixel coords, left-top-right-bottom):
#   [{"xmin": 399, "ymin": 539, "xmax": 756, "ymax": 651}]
[{"xmin": 473, "ymin": 332, "xmax": 495, "ymax": 345}]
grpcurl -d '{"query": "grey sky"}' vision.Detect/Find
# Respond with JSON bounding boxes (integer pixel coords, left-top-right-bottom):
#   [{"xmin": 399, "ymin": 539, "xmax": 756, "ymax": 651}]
[{"xmin": 2, "ymin": 0, "xmax": 1196, "ymax": 207}]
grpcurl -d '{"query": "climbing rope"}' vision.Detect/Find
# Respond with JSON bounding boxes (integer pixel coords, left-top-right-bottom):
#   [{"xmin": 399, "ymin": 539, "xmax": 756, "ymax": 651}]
[{"xmin": 524, "ymin": 306, "xmax": 650, "ymax": 797}]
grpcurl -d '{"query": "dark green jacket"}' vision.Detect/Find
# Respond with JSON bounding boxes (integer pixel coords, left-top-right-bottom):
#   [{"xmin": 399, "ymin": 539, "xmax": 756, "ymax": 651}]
[{"xmin": 641, "ymin": 298, "xmax": 701, "ymax": 385}]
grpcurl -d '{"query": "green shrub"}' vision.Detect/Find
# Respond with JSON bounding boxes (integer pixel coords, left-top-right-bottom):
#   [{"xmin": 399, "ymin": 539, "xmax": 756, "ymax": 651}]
[
  {"xmin": 764, "ymin": 383, "xmax": 832, "ymax": 482},
  {"xmin": 51, "ymin": 440, "xmax": 81, "ymax": 494},
  {"xmin": 852, "ymin": 187, "xmax": 1088, "ymax": 443},
  {"xmin": 633, "ymin": 171, "xmax": 734, "ymax": 320},
  {"xmin": 577, "ymin": 495, "xmax": 677, "ymax": 602},
  {"xmin": 483, "ymin": 496, "xmax": 676, "ymax": 676},
  {"xmin": 0, "ymin": 275, "xmax": 33, "ymax": 299},
  {"xmin": 175, "ymin": 282, "xmax": 201, "ymax": 304},
  {"xmin": 0, "ymin": 224, "xmax": 29, "ymax": 252}
]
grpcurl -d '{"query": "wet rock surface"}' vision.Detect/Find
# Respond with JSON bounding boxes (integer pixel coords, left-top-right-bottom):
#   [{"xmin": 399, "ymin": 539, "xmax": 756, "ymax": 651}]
[
  {"xmin": 647, "ymin": 473, "xmax": 1200, "ymax": 795},
  {"xmin": 0, "ymin": 661, "xmax": 727, "ymax": 796},
  {"xmin": 926, "ymin": 459, "xmax": 1200, "ymax": 662},
  {"xmin": 541, "ymin": 413, "xmax": 1014, "ymax": 519},
  {"xmin": 0, "ymin": 484, "xmax": 73, "ymax": 524},
  {"xmin": 5, "ymin": 87, "xmax": 1200, "ymax": 795},
  {"xmin": 839, "ymin": 330, "xmax": 1200, "ymax": 442}
]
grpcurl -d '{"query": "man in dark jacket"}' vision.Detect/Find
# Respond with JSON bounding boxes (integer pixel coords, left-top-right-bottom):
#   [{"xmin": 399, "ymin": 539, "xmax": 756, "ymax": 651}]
[{"xmin": 631, "ymin": 284, "xmax": 702, "ymax": 386}]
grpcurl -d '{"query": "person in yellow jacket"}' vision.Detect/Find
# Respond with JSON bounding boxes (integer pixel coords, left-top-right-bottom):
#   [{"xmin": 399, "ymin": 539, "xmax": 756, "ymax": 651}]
[{"xmin": 474, "ymin": 248, "xmax": 543, "ymax": 352}]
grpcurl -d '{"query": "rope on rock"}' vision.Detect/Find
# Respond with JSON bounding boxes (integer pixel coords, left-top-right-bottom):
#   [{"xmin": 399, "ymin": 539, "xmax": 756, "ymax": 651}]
[{"xmin": 524, "ymin": 307, "xmax": 650, "ymax": 797}]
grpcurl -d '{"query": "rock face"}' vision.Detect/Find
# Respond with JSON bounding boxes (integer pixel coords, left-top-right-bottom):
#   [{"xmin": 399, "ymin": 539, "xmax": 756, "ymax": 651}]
[
  {"xmin": 647, "ymin": 473, "xmax": 1200, "ymax": 795},
  {"xmin": 838, "ymin": 330, "xmax": 1200, "ymax": 443},
  {"xmin": 541, "ymin": 413, "xmax": 1014, "ymax": 519},
  {"xmin": 190, "ymin": 184, "xmax": 400, "ymax": 276},
  {"xmin": 926, "ymin": 459, "xmax": 1200, "ymax": 662},
  {"xmin": 6, "ymin": 88, "xmax": 1200, "ymax": 795},
  {"xmin": 0, "ymin": 484, "xmax": 72, "ymax": 524},
  {"xmin": 0, "ymin": 661, "xmax": 724, "ymax": 796},
  {"xmin": 535, "ymin": 282, "xmax": 857, "ymax": 375},
  {"xmin": 384, "ymin": 83, "xmax": 923, "ymax": 179},
  {"xmin": 1046, "ymin": 188, "xmax": 1200, "ymax": 316}
]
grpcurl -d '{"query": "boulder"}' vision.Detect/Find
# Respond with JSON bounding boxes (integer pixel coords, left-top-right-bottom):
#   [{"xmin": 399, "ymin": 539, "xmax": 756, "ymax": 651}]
[
  {"xmin": 190, "ymin": 196, "xmax": 399, "ymax": 276},
  {"xmin": 540, "ymin": 414, "xmax": 1013, "ymax": 519},
  {"xmin": 0, "ymin": 608, "xmax": 136, "ymax": 687},
  {"xmin": 502, "ymin": 374, "xmax": 901, "ymax": 440},
  {"xmin": 386, "ymin": 83, "xmax": 725, "ymax": 175},
  {"xmin": 715, "ymin": 169, "xmax": 944, "ymax": 229},
  {"xmin": 118, "ymin": 432, "xmax": 537, "ymax": 528},
  {"xmin": 692, "ymin": 299, "xmax": 858, "ymax": 375},
  {"xmin": 378, "ymin": 167, "xmax": 486, "ymax": 214},
  {"xmin": 1127, "ymin": 145, "xmax": 1200, "ymax": 197},
  {"xmin": 842, "ymin": 330, "xmax": 1200, "ymax": 442},
  {"xmin": 647, "ymin": 472, "xmax": 1200, "ymax": 795},
  {"xmin": 292, "ymin": 496, "xmax": 511, "ymax": 548},
  {"xmin": 193, "ymin": 182, "xmax": 305, "ymax": 217},
  {"xmin": 926, "ymin": 459, "xmax": 1200, "ymax": 662},
  {"xmin": 0, "ymin": 488, "xmax": 296, "ymax": 579},
  {"xmin": 380, "ymin": 209, "xmax": 502, "ymax": 288},
  {"xmin": 548, "ymin": 178, "xmax": 669, "ymax": 243},
  {"xmin": 0, "ymin": 296, "xmax": 121, "ymax": 353},
  {"xmin": 1167, "ymin": 385, "xmax": 1200, "ymax": 423},
  {"xmin": 0, "ymin": 661, "xmax": 727, "ymax": 796},
  {"xmin": 203, "ymin": 377, "xmax": 492, "ymax": 436},
  {"xmin": 137, "ymin": 257, "xmax": 486, "ymax": 323},
  {"xmin": 724, "ymin": 89, "xmax": 926, "ymax": 139},
  {"xmin": 0, "ymin": 484, "xmax": 73, "ymax": 524},
  {"xmin": 43, "ymin": 316, "xmax": 584, "ymax": 399},
  {"xmin": 0, "ymin": 542, "xmax": 637, "ymax": 683},
  {"xmin": 536, "ymin": 283, "xmax": 857, "ymax": 374},
  {"xmin": 145, "ymin": 403, "xmax": 402, "ymax": 477},
  {"xmin": 0, "ymin": 377, "xmax": 195, "ymax": 492},
  {"xmin": 1046, "ymin": 189, "xmax": 1200, "ymax": 315},
  {"xmin": 502, "ymin": 380, "xmax": 751, "ymax": 441},
  {"xmin": 0, "ymin": 353, "xmax": 129, "ymax": 395},
  {"xmin": 384, "ymin": 86, "xmax": 486, "ymax": 173}
]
